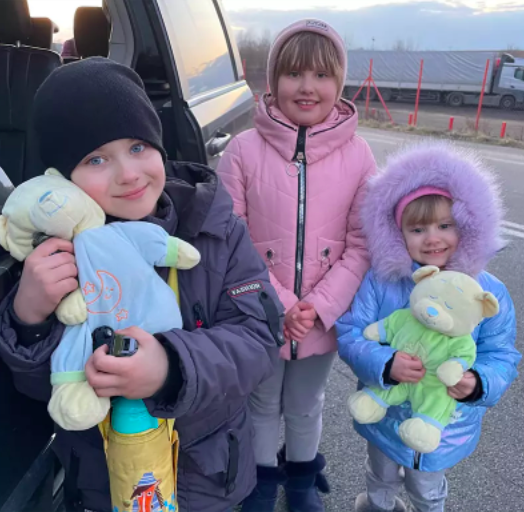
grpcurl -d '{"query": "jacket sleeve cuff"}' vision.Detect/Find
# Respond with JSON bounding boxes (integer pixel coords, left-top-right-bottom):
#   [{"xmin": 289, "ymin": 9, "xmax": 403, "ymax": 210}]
[
  {"xmin": 149, "ymin": 334, "xmax": 184, "ymax": 404},
  {"xmin": 383, "ymin": 355, "xmax": 399, "ymax": 386},
  {"xmin": 301, "ymin": 291, "xmax": 334, "ymax": 333},
  {"xmin": 8, "ymin": 302, "xmax": 56, "ymax": 347},
  {"xmin": 309, "ymin": 294, "xmax": 331, "ymax": 332},
  {"xmin": 457, "ymin": 370, "xmax": 483, "ymax": 403}
]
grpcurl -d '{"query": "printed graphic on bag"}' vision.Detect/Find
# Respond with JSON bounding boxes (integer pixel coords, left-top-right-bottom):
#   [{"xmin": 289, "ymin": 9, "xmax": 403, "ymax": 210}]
[
  {"xmin": 116, "ymin": 471, "xmax": 176, "ymax": 512},
  {"xmin": 107, "ymin": 419, "xmax": 178, "ymax": 512}
]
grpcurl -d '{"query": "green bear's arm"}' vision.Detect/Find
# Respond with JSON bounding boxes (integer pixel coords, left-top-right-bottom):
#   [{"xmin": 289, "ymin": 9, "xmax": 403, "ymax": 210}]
[
  {"xmin": 378, "ymin": 309, "xmax": 412, "ymax": 344},
  {"xmin": 447, "ymin": 334, "xmax": 477, "ymax": 370}
]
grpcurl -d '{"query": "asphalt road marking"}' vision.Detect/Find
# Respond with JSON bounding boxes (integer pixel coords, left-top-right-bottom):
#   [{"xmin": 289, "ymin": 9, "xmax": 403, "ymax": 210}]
[{"xmin": 502, "ymin": 220, "xmax": 524, "ymax": 240}]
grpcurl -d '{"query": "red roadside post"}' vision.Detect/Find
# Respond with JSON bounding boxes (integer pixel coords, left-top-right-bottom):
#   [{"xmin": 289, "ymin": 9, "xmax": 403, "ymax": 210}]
[
  {"xmin": 365, "ymin": 59, "xmax": 373, "ymax": 118},
  {"xmin": 500, "ymin": 122, "xmax": 507, "ymax": 138},
  {"xmin": 408, "ymin": 113, "xmax": 414, "ymax": 126},
  {"xmin": 448, "ymin": 116, "xmax": 454, "ymax": 131},
  {"xmin": 351, "ymin": 79, "xmax": 367, "ymax": 102},
  {"xmin": 475, "ymin": 59, "xmax": 490, "ymax": 131},
  {"xmin": 371, "ymin": 77, "xmax": 395, "ymax": 124},
  {"xmin": 353, "ymin": 58, "xmax": 395, "ymax": 124},
  {"xmin": 414, "ymin": 59, "xmax": 424, "ymax": 126}
]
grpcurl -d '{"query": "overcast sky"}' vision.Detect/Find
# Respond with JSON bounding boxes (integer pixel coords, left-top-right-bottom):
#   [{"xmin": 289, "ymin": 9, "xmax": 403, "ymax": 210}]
[
  {"xmin": 223, "ymin": 0, "xmax": 524, "ymax": 13},
  {"xmin": 27, "ymin": 0, "xmax": 524, "ymax": 51},
  {"xmin": 222, "ymin": 0, "xmax": 524, "ymax": 51}
]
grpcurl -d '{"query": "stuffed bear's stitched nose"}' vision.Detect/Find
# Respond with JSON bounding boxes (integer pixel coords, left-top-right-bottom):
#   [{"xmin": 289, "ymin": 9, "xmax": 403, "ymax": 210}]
[{"xmin": 427, "ymin": 306, "xmax": 439, "ymax": 317}]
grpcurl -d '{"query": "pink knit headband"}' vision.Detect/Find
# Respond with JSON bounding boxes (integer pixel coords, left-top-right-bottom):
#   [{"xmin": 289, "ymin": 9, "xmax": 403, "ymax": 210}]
[{"xmin": 395, "ymin": 186, "xmax": 452, "ymax": 228}]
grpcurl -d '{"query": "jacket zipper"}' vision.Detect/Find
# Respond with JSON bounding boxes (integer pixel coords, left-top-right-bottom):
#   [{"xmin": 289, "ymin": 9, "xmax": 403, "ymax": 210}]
[
  {"xmin": 291, "ymin": 126, "xmax": 307, "ymax": 360},
  {"xmin": 414, "ymin": 451, "xmax": 421, "ymax": 470}
]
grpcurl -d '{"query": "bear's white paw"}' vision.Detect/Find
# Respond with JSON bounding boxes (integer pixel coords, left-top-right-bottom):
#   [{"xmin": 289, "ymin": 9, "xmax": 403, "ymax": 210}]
[
  {"xmin": 437, "ymin": 360, "xmax": 464, "ymax": 387},
  {"xmin": 348, "ymin": 390, "xmax": 387, "ymax": 424},
  {"xmin": 363, "ymin": 323, "xmax": 380, "ymax": 341},
  {"xmin": 399, "ymin": 417, "xmax": 441, "ymax": 453},
  {"xmin": 48, "ymin": 381, "xmax": 110, "ymax": 431}
]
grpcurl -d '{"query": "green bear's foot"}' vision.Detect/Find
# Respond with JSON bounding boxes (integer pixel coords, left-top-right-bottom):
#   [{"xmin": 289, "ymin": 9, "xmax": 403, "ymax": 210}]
[
  {"xmin": 399, "ymin": 418, "xmax": 441, "ymax": 453},
  {"xmin": 348, "ymin": 390, "xmax": 387, "ymax": 424}
]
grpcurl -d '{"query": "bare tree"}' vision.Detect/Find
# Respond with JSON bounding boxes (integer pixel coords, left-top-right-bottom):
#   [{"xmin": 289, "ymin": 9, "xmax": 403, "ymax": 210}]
[
  {"xmin": 343, "ymin": 32, "xmax": 355, "ymax": 51},
  {"xmin": 391, "ymin": 38, "xmax": 418, "ymax": 51},
  {"xmin": 236, "ymin": 30, "xmax": 271, "ymax": 92}
]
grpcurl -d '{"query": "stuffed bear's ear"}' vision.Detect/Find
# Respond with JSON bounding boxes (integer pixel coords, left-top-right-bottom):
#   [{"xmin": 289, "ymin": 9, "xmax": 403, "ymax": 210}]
[
  {"xmin": 0, "ymin": 215, "xmax": 9, "ymax": 252},
  {"xmin": 412, "ymin": 265, "xmax": 440, "ymax": 284},
  {"xmin": 44, "ymin": 168, "xmax": 65, "ymax": 178},
  {"xmin": 475, "ymin": 292, "xmax": 499, "ymax": 318}
]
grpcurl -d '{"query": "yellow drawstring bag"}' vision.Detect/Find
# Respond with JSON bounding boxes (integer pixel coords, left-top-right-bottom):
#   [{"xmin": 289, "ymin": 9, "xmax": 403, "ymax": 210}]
[{"xmin": 98, "ymin": 268, "xmax": 180, "ymax": 512}]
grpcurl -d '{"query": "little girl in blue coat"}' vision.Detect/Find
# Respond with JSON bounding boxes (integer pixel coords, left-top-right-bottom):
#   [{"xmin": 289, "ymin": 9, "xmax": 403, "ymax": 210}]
[{"xmin": 337, "ymin": 142, "xmax": 521, "ymax": 512}]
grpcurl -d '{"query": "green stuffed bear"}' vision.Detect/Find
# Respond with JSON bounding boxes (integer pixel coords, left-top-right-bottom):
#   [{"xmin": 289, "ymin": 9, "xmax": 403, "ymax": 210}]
[{"xmin": 348, "ymin": 265, "xmax": 500, "ymax": 454}]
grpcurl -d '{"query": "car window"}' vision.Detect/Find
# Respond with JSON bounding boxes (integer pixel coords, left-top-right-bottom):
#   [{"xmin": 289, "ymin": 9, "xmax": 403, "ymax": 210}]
[
  {"xmin": 28, "ymin": 0, "xmax": 102, "ymax": 53},
  {"xmin": 515, "ymin": 68, "xmax": 524, "ymax": 81},
  {"xmin": 160, "ymin": 0, "xmax": 236, "ymax": 97}
]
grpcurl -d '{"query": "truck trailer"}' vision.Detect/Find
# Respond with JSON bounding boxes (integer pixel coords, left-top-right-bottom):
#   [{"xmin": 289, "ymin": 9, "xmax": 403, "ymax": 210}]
[{"xmin": 345, "ymin": 50, "xmax": 524, "ymax": 110}]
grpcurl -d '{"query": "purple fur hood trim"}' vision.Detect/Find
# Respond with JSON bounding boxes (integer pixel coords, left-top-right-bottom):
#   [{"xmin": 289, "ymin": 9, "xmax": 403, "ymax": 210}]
[{"xmin": 361, "ymin": 140, "xmax": 505, "ymax": 282}]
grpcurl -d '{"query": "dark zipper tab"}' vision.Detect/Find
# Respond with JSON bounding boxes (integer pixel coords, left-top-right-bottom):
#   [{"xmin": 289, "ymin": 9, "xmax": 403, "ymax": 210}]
[
  {"xmin": 292, "ymin": 127, "xmax": 307, "ymax": 163},
  {"xmin": 291, "ymin": 126, "xmax": 308, "ymax": 360},
  {"xmin": 414, "ymin": 451, "xmax": 421, "ymax": 470},
  {"xmin": 193, "ymin": 302, "xmax": 209, "ymax": 329}
]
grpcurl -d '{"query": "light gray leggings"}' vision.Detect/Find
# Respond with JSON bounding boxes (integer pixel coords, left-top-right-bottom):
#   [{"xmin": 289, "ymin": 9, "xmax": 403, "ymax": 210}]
[
  {"xmin": 248, "ymin": 352, "xmax": 336, "ymax": 466},
  {"xmin": 366, "ymin": 443, "xmax": 448, "ymax": 512}
]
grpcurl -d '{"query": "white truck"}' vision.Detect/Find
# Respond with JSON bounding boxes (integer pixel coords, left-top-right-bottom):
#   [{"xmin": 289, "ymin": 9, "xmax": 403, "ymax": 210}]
[{"xmin": 344, "ymin": 50, "xmax": 524, "ymax": 110}]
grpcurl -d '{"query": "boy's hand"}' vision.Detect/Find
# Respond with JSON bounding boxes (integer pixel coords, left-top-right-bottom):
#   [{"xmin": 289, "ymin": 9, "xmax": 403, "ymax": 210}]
[
  {"xmin": 284, "ymin": 302, "xmax": 318, "ymax": 342},
  {"xmin": 447, "ymin": 371, "xmax": 477, "ymax": 400},
  {"xmin": 13, "ymin": 238, "xmax": 78, "ymax": 324},
  {"xmin": 85, "ymin": 326, "xmax": 169, "ymax": 399},
  {"xmin": 390, "ymin": 351, "xmax": 426, "ymax": 383}
]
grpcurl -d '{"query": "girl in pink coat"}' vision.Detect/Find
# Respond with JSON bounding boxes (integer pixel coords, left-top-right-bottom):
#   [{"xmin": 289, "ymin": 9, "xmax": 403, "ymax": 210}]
[{"xmin": 217, "ymin": 19, "xmax": 376, "ymax": 512}]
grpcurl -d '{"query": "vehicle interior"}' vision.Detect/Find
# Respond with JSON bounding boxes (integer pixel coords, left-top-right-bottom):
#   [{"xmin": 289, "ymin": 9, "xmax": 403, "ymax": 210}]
[{"xmin": 0, "ymin": 1, "xmax": 205, "ymax": 510}]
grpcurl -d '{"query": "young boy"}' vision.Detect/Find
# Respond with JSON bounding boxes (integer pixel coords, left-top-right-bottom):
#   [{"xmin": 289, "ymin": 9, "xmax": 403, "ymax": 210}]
[{"xmin": 0, "ymin": 57, "xmax": 284, "ymax": 512}]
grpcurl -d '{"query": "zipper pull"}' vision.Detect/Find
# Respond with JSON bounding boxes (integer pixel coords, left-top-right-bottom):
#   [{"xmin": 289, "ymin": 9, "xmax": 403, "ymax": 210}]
[
  {"xmin": 193, "ymin": 302, "xmax": 209, "ymax": 329},
  {"xmin": 286, "ymin": 160, "xmax": 302, "ymax": 177},
  {"xmin": 295, "ymin": 151, "xmax": 305, "ymax": 163}
]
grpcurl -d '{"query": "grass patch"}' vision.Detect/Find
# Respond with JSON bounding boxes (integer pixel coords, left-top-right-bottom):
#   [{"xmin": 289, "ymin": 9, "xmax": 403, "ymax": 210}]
[{"xmin": 359, "ymin": 118, "xmax": 524, "ymax": 150}]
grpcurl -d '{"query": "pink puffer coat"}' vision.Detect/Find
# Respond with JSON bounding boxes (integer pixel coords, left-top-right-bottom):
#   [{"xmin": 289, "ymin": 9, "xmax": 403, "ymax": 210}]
[{"xmin": 217, "ymin": 96, "xmax": 375, "ymax": 359}]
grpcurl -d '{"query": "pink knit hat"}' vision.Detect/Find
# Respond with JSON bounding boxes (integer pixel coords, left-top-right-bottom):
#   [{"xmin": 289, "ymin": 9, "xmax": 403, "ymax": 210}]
[
  {"xmin": 395, "ymin": 186, "xmax": 453, "ymax": 228},
  {"xmin": 267, "ymin": 19, "xmax": 347, "ymax": 99}
]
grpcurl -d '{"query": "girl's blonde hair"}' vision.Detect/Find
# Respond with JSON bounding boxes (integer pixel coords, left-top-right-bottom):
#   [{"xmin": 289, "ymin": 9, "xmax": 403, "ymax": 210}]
[
  {"xmin": 402, "ymin": 195, "xmax": 454, "ymax": 227},
  {"xmin": 272, "ymin": 32, "xmax": 344, "ymax": 97}
]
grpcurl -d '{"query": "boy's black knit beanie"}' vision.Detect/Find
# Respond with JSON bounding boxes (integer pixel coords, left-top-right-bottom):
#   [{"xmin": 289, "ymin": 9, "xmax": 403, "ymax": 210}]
[{"xmin": 33, "ymin": 57, "xmax": 167, "ymax": 179}]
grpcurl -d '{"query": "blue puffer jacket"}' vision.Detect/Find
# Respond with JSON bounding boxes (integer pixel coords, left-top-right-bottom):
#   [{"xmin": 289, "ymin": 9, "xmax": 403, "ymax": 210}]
[
  {"xmin": 337, "ymin": 267, "xmax": 520, "ymax": 472},
  {"xmin": 336, "ymin": 142, "xmax": 521, "ymax": 472}
]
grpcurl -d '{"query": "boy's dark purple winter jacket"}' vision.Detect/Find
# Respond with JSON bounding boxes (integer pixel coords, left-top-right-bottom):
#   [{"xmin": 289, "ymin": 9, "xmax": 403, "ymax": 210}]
[{"xmin": 0, "ymin": 161, "xmax": 284, "ymax": 512}]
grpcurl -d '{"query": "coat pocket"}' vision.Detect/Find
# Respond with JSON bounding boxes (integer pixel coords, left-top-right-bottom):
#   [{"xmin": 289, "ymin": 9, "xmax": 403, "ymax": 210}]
[
  {"xmin": 317, "ymin": 237, "xmax": 346, "ymax": 269},
  {"xmin": 180, "ymin": 407, "xmax": 255, "ymax": 498},
  {"xmin": 306, "ymin": 237, "xmax": 346, "ymax": 294},
  {"xmin": 253, "ymin": 239, "xmax": 283, "ymax": 268}
]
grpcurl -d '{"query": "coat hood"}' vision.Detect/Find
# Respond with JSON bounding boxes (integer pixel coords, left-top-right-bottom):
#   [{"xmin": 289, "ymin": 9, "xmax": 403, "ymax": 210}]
[{"xmin": 361, "ymin": 141, "xmax": 504, "ymax": 282}]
